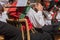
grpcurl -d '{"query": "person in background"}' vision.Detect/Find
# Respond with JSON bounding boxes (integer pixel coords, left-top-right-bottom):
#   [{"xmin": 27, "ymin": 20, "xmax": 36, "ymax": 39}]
[
  {"xmin": 27, "ymin": 0, "xmax": 59, "ymax": 40},
  {"xmin": 41, "ymin": 0, "xmax": 60, "ymax": 40},
  {"xmin": 56, "ymin": 2, "xmax": 60, "ymax": 23},
  {"xmin": 7, "ymin": 0, "xmax": 18, "ymax": 20},
  {"xmin": 56, "ymin": 8, "xmax": 60, "ymax": 22},
  {"xmin": 42, "ymin": 0, "xmax": 54, "ymax": 25},
  {"xmin": 0, "ymin": 4, "xmax": 22, "ymax": 40},
  {"xmin": 0, "ymin": 1, "xmax": 16, "ymax": 23},
  {"xmin": 0, "ymin": 3, "xmax": 8, "ymax": 23}
]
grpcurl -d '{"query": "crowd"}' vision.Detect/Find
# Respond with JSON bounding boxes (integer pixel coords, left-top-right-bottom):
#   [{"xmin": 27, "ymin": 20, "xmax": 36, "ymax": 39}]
[{"xmin": 0, "ymin": 0, "xmax": 60, "ymax": 40}]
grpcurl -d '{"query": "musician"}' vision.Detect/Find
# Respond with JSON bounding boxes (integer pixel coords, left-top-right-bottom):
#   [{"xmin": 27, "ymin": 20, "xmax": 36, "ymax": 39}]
[
  {"xmin": 56, "ymin": 2, "xmax": 60, "ymax": 23},
  {"xmin": 0, "ymin": 4, "xmax": 22, "ymax": 40},
  {"xmin": 26, "ymin": 0, "xmax": 53, "ymax": 40}
]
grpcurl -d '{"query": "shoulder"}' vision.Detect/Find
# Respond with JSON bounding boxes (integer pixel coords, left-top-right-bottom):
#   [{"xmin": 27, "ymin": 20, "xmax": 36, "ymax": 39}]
[{"xmin": 2, "ymin": 11, "xmax": 7, "ymax": 15}]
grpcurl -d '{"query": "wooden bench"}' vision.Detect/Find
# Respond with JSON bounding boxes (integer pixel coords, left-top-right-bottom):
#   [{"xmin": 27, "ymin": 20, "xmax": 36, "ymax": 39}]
[
  {"xmin": 0, "ymin": 35, "xmax": 4, "ymax": 40},
  {"xmin": 54, "ymin": 35, "xmax": 60, "ymax": 40}
]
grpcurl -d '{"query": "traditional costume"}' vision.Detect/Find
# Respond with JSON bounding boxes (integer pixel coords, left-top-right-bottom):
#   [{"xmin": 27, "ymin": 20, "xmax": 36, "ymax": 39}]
[
  {"xmin": 26, "ymin": 8, "xmax": 45, "ymax": 28},
  {"xmin": 0, "ymin": 4, "xmax": 22, "ymax": 40},
  {"xmin": 7, "ymin": 0, "xmax": 54, "ymax": 40},
  {"xmin": 26, "ymin": 2, "xmax": 53, "ymax": 40}
]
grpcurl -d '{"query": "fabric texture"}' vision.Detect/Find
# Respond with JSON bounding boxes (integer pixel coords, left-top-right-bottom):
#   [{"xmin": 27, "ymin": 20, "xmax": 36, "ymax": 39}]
[
  {"xmin": 26, "ymin": 8, "xmax": 45, "ymax": 28},
  {"xmin": 0, "ymin": 11, "xmax": 8, "ymax": 22},
  {"xmin": 0, "ymin": 21, "xmax": 22, "ymax": 40}
]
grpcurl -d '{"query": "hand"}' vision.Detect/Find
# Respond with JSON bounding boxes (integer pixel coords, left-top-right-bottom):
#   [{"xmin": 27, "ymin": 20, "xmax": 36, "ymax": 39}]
[
  {"xmin": 4, "ymin": 7, "xmax": 9, "ymax": 11},
  {"xmin": 4, "ymin": 3, "xmax": 11, "ymax": 11},
  {"xmin": 35, "ymin": 3, "xmax": 43, "ymax": 11}
]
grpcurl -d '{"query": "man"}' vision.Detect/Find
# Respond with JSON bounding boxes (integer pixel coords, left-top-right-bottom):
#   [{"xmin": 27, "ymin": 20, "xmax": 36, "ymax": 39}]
[
  {"xmin": 42, "ymin": 0, "xmax": 59, "ymax": 33},
  {"xmin": 56, "ymin": 2, "xmax": 60, "ymax": 22},
  {"xmin": 41, "ymin": 0, "xmax": 60, "ymax": 40},
  {"xmin": 0, "ymin": 4, "xmax": 22, "ymax": 40},
  {"xmin": 27, "ymin": 0, "xmax": 52, "ymax": 32},
  {"xmin": 26, "ymin": 1, "xmax": 53, "ymax": 40},
  {"xmin": 56, "ymin": 8, "xmax": 60, "ymax": 22},
  {"xmin": 27, "ymin": 3, "xmax": 45, "ymax": 28},
  {"xmin": 0, "ymin": 2, "xmax": 9, "ymax": 23}
]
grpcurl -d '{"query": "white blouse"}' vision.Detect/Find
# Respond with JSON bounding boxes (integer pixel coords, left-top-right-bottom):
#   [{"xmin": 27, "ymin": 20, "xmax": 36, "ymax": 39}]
[
  {"xmin": 0, "ymin": 11, "xmax": 8, "ymax": 23},
  {"xmin": 56, "ymin": 12, "xmax": 60, "ymax": 21},
  {"xmin": 26, "ymin": 8, "xmax": 45, "ymax": 28}
]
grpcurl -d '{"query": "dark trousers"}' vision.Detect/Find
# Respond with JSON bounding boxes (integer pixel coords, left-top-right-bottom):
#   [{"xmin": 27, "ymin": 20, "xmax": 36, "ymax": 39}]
[
  {"xmin": 0, "ymin": 21, "xmax": 22, "ymax": 40},
  {"xmin": 42, "ymin": 24, "xmax": 60, "ymax": 40},
  {"xmin": 42, "ymin": 23, "xmax": 60, "ymax": 34},
  {"xmin": 30, "ymin": 27, "xmax": 53, "ymax": 40}
]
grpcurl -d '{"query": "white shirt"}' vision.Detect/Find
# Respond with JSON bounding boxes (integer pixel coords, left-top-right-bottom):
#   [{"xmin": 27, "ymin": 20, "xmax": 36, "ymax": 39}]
[
  {"xmin": 56, "ymin": 12, "xmax": 60, "ymax": 21},
  {"xmin": 26, "ymin": 8, "xmax": 45, "ymax": 28},
  {"xmin": 44, "ymin": 11, "xmax": 52, "ymax": 25},
  {"xmin": 0, "ymin": 11, "xmax": 8, "ymax": 23}
]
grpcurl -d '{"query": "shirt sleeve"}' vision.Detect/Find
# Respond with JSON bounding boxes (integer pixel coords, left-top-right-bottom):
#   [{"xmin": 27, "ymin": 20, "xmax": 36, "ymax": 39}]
[
  {"xmin": 56, "ymin": 12, "xmax": 60, "ymax": 19},
  {"xmin": 2, "ymin": 11, "xmax": 8, "ymax": 19}
]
